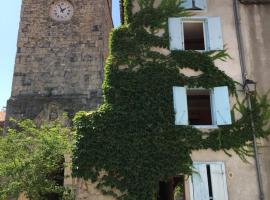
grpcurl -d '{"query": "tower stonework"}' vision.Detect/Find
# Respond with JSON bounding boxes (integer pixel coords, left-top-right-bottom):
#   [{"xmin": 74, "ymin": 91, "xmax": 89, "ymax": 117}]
[{"xmin": 6, "ymin": 0, "xmax": 113, "ymax": 121}]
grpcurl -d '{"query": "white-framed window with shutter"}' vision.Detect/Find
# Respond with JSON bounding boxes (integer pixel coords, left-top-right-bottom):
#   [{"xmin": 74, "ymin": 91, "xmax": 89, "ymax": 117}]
[
  {"xmin": 168, "ymin": 17, "xmax": 223, "ymax": 51},
  {"xmin": 172, "ymin": 86, "xmax": 232, "ymax": 127},
  {"xmin": 189, "ymin": 162, "xmax": 229, "ymax": 200},
  {"xmin": 182, "ymin": 0, "xmax": 207, "ymax": 10}
]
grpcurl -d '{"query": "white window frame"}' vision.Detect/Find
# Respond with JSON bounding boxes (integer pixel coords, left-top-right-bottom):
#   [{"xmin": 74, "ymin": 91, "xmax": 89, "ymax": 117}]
[
  {"xmin": 181, "ymin": 18, "xmax": 209, "ymax": 52},
  {"xmin": 173, "ymin": 86, "xmax": 232, "ymax": 128},
  {"xmin": 188, "ymin": 88, "xmax": 217, "ymax": 129},
  {"xmin": 189, "ymin": 162, "xmax": 229, "ymax": 200}
]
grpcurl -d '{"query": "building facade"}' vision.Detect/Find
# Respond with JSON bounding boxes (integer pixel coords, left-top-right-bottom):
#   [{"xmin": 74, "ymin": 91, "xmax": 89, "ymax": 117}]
[
  {"xmin": 6, "ymin": 0, "xmax": 270, "ymax": 200},
  {"xmin": 6, "ymin": 0, "xmax": 112, "ymax": 123},
  {"xmin": 238, "ymin": 1, "xmax": 270, "ymax": 199},
  {"xmin": 118, "ymin": 0, "xmax": 270, "ymax": 200}
]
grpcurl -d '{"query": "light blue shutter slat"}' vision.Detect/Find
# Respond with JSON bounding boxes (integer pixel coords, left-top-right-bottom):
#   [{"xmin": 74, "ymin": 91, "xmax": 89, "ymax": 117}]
[
  {"xmin": 173, "ymin": 86, "xmax": 188, "ymax": 125},
  {"xmin": 192, "ymin": 163, "xmax": 210, "ymax": 200},
  {"xmin": 210, "ymin": 164, "xmax": 229, "ymax": 200},
  {"xmin": 168, "ymin": 18, "xmax": 184, "ymax": 50},
  {"xmin": 195, "ymin": 0, "xmax": 206, "ymax": 10},
  {"xmin": 207, "ymin": 17, "xmax": 224, "ymax": 50},
  {"xmin": 213, "ymin": 86, "xmax": 232, "ymax": 125},
  {"xmin": 181, "ymin": 0, "xmax": 193, "ymax": 9}
]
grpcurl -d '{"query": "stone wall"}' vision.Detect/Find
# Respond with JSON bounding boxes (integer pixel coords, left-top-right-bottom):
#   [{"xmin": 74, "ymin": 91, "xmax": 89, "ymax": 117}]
[{"xmin": 6, "ymin": 0, "xmax": 113, "ymax": 120}]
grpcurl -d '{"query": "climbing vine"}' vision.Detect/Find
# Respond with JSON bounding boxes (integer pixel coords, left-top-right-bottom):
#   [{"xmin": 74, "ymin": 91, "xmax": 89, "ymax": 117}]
[{"xmin": 72, "ymin": 0, "xmax": 270, "ymax": 199}]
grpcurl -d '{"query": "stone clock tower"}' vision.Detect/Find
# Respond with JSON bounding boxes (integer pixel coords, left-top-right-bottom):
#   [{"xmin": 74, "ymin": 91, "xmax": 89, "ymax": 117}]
[{"xmin": 6, "ymin": 0, "xmax": 113, "ymax": 121}]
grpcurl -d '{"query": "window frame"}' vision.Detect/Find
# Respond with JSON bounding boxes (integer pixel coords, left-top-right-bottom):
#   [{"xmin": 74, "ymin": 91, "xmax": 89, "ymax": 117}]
[
  {"xmin": 182, "ymin": 19, "xmax": 208, "ymax": 51},
  {"xmin": 189, "ymin": 162, "xmax": 229, "ymax": 200},
  {"xmin": 187, "ymin": 88, "xmax": 217, "ymax": 128}
]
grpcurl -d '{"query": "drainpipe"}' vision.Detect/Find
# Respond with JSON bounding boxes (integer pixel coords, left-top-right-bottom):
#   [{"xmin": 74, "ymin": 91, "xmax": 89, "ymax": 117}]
[{"xmin": 232, "ymin": 0, "xmax": 265, "ymax": 200}]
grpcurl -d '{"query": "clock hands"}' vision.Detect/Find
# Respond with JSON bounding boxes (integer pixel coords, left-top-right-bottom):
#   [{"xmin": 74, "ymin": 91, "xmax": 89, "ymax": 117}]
[{"xmin": 58, "ymin": 5, "xmax": 67, "ymax": 13}]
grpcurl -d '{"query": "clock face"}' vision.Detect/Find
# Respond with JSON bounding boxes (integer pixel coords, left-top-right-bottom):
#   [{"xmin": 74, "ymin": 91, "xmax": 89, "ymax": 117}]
[{"xmin": 49, "ymin": 0, "xmax": 74, "ymax": 22}]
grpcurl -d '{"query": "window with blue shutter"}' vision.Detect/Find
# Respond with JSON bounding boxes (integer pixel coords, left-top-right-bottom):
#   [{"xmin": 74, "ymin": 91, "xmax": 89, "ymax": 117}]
[
  {"xmin": 181, "ymin": 0, "xmax": 207, "ymax": 10},
  {"xmin": 191, "ymin": 163, "xmax": 210, "ymax": 200},
  {"xmin": 190, "ymin": 162, "xmax": 228, "ymax": 200},
  {"xmin": 173, "ymin": 86, "xmax": 188, "ymax": 125},
  {"xmin": 182, "ymin": 0, "xmax": 193, "ymax": 9},
  {"xmin": 168, "ymin": 16, "xmax": 223, "ymax": 51},
  {"xmin": 210, "ymin": 164, "xmax": 229, "ymax": 200},
  {"xmin": 207, "ymin": 17, "xmax": 224, "ymax": 50},
  {"xmin": 194, "ymin": 0, "xmax": 206, "ymax": 10},
  {"xmin": 212, "ymin": 86, "xmax": 232, "ymax": 125},
  {"xmin": 169, "ymin": 18, "xmax": 184, "ymax": 50},
  {"xmin": 173, "ymin": 86, "xmax": 231, "ymax": 127}
]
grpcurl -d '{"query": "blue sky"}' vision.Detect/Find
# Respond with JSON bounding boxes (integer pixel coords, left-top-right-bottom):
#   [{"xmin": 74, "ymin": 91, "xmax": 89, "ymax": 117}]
[{"xmin": 0, "ymin": 0, "xmax": 121, "ymax": 109}]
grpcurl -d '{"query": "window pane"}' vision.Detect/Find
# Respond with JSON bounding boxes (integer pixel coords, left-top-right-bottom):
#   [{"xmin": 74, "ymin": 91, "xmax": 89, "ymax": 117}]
[
  {"xmin": 183, "ymin": 22, "xmax": 205, "ymax": 50},
  {"xmin": 158, "ymin": 177, "xmax": 185, "ymax": 200},
  {"xmin": 187, "ymin": 90, "xmax": 212, "ymax": 125}
]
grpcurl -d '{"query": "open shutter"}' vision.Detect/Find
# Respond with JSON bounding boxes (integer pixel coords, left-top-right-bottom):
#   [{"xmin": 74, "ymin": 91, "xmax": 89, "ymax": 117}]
[
  {"xmin": 210, "ymin": 163, "xmax": 229, "ymax": 200},
  {"xmin": 212, "ymin": 86, "xmax": 232, "ymax": 125},
  {"xmin": 195, "ymin": 0, "xmax": 206, "ymax": 10},
  {"xmin": 173, "ymin": 86, "xmax": 188, "ymax": 125},
  {"xmin": 168, "ymin": 18, "xmax": 184, "ymax": 50},
  {"xmin": 181, "ymin": 0, "xmax": 193, "ymax": 9},
  {"xmin": 207, "ymin": 17, "xmax": 223, "ymax": 50},
  {"xmin": 192, "ymin": 164, "xmax": 210, "ymax": 200}
]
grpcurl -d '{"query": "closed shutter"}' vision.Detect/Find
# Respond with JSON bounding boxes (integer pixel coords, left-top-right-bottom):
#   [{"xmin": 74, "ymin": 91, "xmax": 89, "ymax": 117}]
[
  {"xmin": 207, "ymin": 17, "xmax": 223, "ymax": 50},
  {"xmin": 210, "ymin": 163, "xmax": 229, "ymax": 200},
  {"xmin": 181, "ymin": 0, "xmax": 193, "ymax": 9},
  {"xmin": 195, "ymin": 0, "xmax": 206, "ymax": 10},
  {"xmin": 212, "ymin": 86, "xmax": 232, "ymax": 125},
  {"xmin": 173, "ymin": 86, "xmax": 188, "ymax": 125},
  {"xmin": 192, "ymin": 163, "xmax": 210, "ymax": 200},
  {"xmin": 168, "ymin": 18, "xmax": 184, "ymax": 50}
]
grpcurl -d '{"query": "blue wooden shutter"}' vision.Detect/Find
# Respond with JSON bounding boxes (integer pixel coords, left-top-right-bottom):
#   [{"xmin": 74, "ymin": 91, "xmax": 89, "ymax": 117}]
[
  {"xmin": 192, "ymin": 163, "xmax": 210, "ymax": 200},
  {"xmin": 195, "ymin": 0, "xmax": 206, "ymax": 10},
  {"xmin": 210, "ymin": 163, "xmax": 229, "ymax": 200},
  {"xmin": 181, "ymin": 0, "xmax": 193, "ymax": 9},
  {"xmin": 212, "ymin": 86, "xmax": 232, "ymax": 125},
  {"xmin": 173, "ymin": 86, "xmax": 188, "ymax": 125},
  {"xmin": 168, "ymin": 18, "xmax": 184, "ymax": 50},
  {"xmin": 207, "ymin": 17, "xmax": 223, "ymax": 50}
]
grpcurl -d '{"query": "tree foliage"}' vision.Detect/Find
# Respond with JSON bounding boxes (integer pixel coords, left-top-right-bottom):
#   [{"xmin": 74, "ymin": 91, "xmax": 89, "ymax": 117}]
[{"xmin": 0, "ymin": 118, "xmax": 74, "ymax": 200}]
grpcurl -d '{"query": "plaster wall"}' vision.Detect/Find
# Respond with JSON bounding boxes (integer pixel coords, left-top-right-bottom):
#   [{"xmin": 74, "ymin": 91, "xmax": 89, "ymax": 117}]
[{"xmin": 239, "ymin": 3, "xmax": 270, "ymax": 200}]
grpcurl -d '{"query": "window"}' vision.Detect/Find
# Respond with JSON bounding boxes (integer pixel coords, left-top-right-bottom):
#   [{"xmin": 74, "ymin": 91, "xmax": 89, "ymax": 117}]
[
  {"xmin": 190, "ymin": 162, "xmax": 228, "ymax": 200},
  {"xmin": 168, "ymin": 17, "xmax": 223, "ymax": 51},
  {"xmin": 158, "ymin": 176, "xmax": 185, "ymax": 200},
  {"xmin": 187, "ymin": 90, "xmax": 212, "ymax": 125},
  {"xmin": 183, "ymin": 22, "xmax": 205, "ymax": 50},
  {"xmin": 182, "ymin": 0, "xmax": 207, "ymax": 10},
  {"xmin": 173, "ymin": 86, "xmax": 232, "ymax": 126}
]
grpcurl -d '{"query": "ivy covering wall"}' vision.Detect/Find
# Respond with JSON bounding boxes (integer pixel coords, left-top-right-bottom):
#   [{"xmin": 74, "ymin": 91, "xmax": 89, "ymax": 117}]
[{"xmin": 72, "ymin": 0, "xmax": 270, "ymax": 199}]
